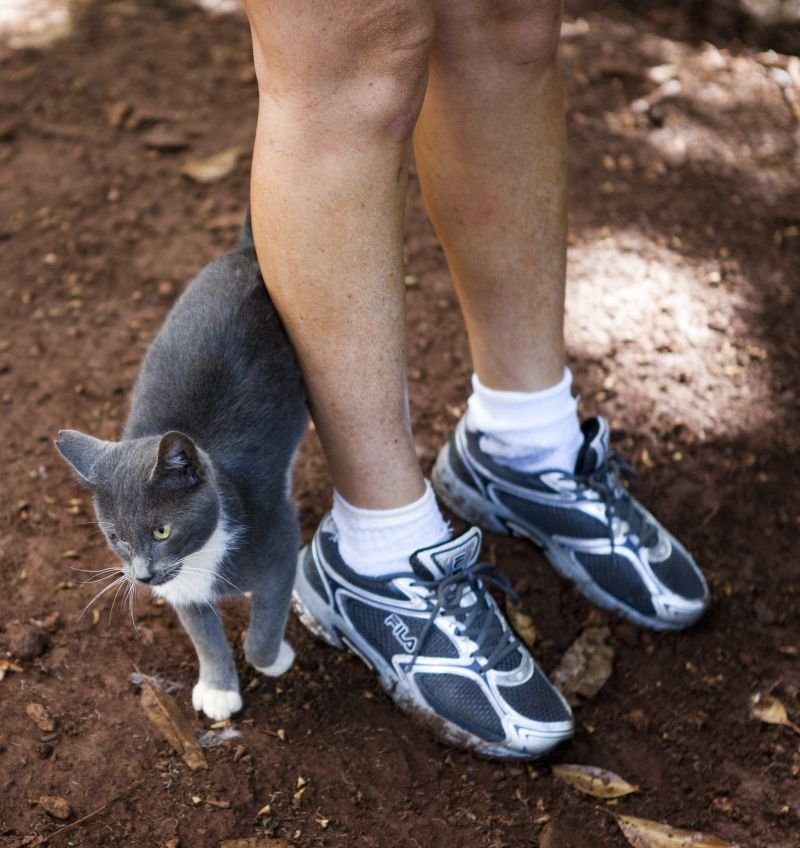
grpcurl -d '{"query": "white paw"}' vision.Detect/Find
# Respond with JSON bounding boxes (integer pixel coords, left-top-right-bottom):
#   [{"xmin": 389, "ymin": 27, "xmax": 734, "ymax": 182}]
[
  {"xmin": 255, "ymin": 640, "xmax": 295, "ymax": 677},
  {"xmin": 192, "ymin": 679, "xmax": 242, "ymax": 721}
]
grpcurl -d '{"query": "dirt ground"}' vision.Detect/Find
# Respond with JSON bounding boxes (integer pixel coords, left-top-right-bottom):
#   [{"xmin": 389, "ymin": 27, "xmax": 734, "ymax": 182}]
[{"xmin": 1, "ymin": 1, "xmax": 799, "ymax": 846}]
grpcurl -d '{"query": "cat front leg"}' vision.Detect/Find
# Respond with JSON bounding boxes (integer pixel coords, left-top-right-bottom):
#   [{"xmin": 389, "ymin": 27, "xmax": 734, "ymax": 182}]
[
  {"xmin": 244, "ymin": 550, "xmax": 296, "ymax": 678},
  {"xmin": 175, "ymin": 603, "xmax": 242, "ymax": 721}
]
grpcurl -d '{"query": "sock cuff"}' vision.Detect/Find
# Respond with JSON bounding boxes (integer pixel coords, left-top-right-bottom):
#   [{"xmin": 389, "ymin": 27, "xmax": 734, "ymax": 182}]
[
  {"xmin": 332, "ymin": 480, "xmax": 439, "ymax": 532},
  {"xmin": 467, "ymin": 368, "xmax": 578, "ymax": 434}
]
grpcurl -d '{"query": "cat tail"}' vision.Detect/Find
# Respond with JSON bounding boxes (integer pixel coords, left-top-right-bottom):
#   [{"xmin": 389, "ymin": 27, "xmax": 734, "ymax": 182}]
[{"xmin": 239, "ymin": 207, "xmax": 255, "ymax": 250}]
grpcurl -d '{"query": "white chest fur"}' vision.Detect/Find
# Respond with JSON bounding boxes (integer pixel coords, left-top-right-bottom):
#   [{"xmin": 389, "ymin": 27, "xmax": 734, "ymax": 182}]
[{"xmin": 151, "ymin": 521, "xmax": 234, "ymax": 607}]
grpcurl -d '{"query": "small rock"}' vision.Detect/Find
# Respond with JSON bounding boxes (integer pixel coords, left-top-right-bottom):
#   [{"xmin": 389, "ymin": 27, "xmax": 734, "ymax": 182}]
[
  {"xmin": 626, "ymin": 708, "xmax": 650, "ymax": 731},
  {"xmin": 107, "ymin": 101, "xmax": 132, "ymax": 128},
  {"xmin": 539, "ymin": 818, "xmax": 593, "ymax": 848},
  {"xmin": 38, "ymin": 795, "xmax": 72, "ymax": 820},
  {"xmin": 41, "ymin": 611, "xmax": 61, "ymax": 632},
  {"xmin": 614, "ymin": 621, "xmax": 639, "ymax": 649},
  {"xmin": 7, "ymin": 623, "xmax": 48, "ymax": 660},
  {"xmin": 26, "ymin": 702, "xmax": 55, "ymax": 732}
]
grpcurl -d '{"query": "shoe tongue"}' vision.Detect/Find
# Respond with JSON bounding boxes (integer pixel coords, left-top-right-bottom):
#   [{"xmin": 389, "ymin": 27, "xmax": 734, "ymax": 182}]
[
  {"xmin": 410, "ymin": 526, "xmax": 483, "ymax": 581},
  {"xmin": 574, "ymin": 416, "xmax": 610, "ymax": 475}
]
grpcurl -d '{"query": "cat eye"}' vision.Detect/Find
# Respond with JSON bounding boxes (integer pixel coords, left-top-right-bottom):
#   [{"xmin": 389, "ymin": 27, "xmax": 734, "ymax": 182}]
[{"xmin": 153, "ymin": 524, "xmax": 172, "ymax": 541}]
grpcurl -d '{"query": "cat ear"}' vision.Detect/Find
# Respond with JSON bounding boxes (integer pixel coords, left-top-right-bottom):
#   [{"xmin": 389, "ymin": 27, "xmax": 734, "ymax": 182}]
[
  {"xmin": 54, "ymin": 430, "xmax": 114, "ymax": 486},
  {"xmin": 151, "ymin": 431, "xmax": 204, "ymax": 486}
]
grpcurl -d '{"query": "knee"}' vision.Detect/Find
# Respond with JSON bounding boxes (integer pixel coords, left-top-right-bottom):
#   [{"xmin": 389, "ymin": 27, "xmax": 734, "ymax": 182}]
[
  {"xmin": 248, "ymin": 1, "xmax": 434, "ymax": 142},
  {"xmin": 436, "ymin": 0, "xmax": 562, "ymax": 72}
]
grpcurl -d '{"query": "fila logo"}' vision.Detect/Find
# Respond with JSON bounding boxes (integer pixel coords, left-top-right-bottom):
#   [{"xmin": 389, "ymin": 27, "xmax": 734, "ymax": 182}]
[{"xmin": 384, "ymin": 613, "xmax": 417, "ymax": 653}]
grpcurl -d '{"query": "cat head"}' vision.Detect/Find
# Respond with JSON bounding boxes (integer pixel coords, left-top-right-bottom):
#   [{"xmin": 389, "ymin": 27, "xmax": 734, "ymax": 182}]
[{"xmin": 54, "ymin": 429, "xmax": 222, "ymax": 595}]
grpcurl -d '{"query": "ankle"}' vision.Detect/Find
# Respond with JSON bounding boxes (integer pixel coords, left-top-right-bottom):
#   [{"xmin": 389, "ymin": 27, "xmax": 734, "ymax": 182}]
[
  {"xmin": 466, "ymin": 368, "xmax": 583, "ymax": 473},
  {"xmin": 331, "ymin": 480, "xmax": 450, "ymax": 577}
]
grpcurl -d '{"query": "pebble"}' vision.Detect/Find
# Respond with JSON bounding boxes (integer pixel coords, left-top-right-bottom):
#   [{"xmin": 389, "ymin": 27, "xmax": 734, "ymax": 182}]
[{"xmin": 6, "ymin": 623, "xmax": 48, "ymax": 661}]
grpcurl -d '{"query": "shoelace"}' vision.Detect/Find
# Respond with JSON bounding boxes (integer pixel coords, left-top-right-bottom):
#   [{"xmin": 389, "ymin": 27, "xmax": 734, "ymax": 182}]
[
  {"xmin": 583, "ymin": 452, "xmax": 659, "ymax": 554},
  {"xmin": 410, "ymin": 561, "xmax": 520, "ymax": 673}
]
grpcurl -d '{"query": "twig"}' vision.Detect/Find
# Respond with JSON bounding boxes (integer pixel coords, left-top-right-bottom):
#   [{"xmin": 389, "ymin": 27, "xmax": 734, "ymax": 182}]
[{"xmin": 11, "ymin": 780, "xmax": 143, "ymax": 848}]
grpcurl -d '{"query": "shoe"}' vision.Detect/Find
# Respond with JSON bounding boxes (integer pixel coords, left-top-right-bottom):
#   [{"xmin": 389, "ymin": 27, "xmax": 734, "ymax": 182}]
[
  {"xmin": 292, "ymin": 517, "xmax": 574, "ymax": 758},
  {"xmin": 432, "ymin": 416, "xmax": 710, "ymax": 631}
]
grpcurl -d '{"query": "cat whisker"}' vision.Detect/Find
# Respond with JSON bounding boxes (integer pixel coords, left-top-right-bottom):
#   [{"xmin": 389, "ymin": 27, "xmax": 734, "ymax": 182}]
[
  {"xmin": 63, "ymin": 563, "xmax": 120, "ymax": 575},
  {"xmin": 77, "ymin": 576, "xmax": 126, "ymax": 622},
  {"xmin": 127, "ymin": 582, "xmax": 141, "ymax": 635},
  {"xmin": 177, "ymin": 565, "xmax": 243, "ymax": 595},
  {"xmin": 80, "ymin": 574, "xmax": 123, "ymax": 586},
  {"xmin": 108, "ymin": 575, "xmax": 129, "ymax": 625}
]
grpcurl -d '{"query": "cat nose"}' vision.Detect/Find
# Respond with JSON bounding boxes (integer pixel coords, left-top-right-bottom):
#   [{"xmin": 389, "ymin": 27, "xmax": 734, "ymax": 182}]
[{"xmin": 131, "ymin": 555, "xmax": 152, "ymax": 583}]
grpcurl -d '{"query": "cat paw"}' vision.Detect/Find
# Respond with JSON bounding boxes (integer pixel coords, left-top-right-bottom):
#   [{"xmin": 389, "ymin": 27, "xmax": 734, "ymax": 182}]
[
  {"xmin": 192, "ymin": 680, "xmax": 242, "ymax": 721},
  {"xmin": 254, "ymin": 640, "xmax": 295, "ymax": 677}
]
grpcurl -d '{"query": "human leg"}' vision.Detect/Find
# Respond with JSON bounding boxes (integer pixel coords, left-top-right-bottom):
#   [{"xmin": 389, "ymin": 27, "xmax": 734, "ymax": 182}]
[
  {"xmin": 420, "ymin": 1, "xmax": 709, "ymax": 629},
  {"xmin": 415, "ymin": 0, "xmax": 568, "ymax": 393},
  {"xmin": 243, "ymin": 0, "xmax": 433, "ymax": 510}
]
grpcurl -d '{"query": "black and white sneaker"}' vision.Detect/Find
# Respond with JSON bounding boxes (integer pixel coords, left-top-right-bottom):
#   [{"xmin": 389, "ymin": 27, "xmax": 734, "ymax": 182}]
[
  {"xmin": 292, "ymin": 517, "xmax": 574, "ymax": 758},
  {"xmin": 433, "ymin": 416, "xmax": 710, "ymax": 631}
]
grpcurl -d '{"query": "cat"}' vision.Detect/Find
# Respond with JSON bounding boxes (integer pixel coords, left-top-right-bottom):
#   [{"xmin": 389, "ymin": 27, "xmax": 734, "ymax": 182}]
[{"xmin": 54, "ymin": 212, "xmax": 308, "ymax": 721}]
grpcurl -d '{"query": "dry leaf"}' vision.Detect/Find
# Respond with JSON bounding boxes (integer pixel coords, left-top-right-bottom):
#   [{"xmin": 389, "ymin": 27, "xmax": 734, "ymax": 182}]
[
  {"xmin": 140, "ymin": 680, "xmax": 207, "ymax": 770},
  {"xmin": 182, "ymin": 148, "xmax": 240, "ymax": 183},
  {"xmin": 615, "ymin": 814, "xmax": 739, "ymax": 848},
  {"xmin": 140, "ymin": 128, "xmax": 189, "ymax": 151},
  {"xmin": 552, "ymin": 763, "xmax": 638, "ymax": 798},
  {"xmin": 220, "ymin": 840, "xmax": 290, "ymax": 848},
  {"xmin": 751, "ymin": 693, "xmax": 800, "ymax": 733},
  {"xmin": 26, "ymin": 702, "xmax": 55, "ymax": 732},
  {"xmin": 505, "ymin": 599, "xmax": 537, "ymax": 648},
  {"xmin": 38, "ymin": 795, "xmax": 72, "ymax": 820},
  {"xmin": 551, "ymin": 626, "xmax": 613, "ymax": 702}
]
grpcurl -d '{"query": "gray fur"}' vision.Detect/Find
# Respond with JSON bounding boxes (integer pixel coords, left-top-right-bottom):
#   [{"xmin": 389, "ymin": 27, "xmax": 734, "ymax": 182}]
[{"xmin": 55, "ymin": 214, "xmax": 308, "ymax": 713}]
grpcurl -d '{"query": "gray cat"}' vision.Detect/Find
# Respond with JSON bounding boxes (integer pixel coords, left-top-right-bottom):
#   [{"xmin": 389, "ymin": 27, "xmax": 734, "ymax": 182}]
[{"xmin": 54, "ymin": 214, "xmax": 308, "ymax": 720}]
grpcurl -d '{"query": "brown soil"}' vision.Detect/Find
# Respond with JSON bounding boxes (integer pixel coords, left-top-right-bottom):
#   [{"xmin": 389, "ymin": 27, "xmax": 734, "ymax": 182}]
[{"xmin": 1, "ymin": 2, "xmax": 798, "ymax": 846}]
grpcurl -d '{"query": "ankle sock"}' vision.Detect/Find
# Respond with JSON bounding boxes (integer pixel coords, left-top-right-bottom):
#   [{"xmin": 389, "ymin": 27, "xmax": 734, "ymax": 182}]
[
  {"xmin": 331, "ymin": 480, "xmax": 450, "ymax": 577},
  {"xmin": 466, "ymin": 367, "xmax": 584, "ymax": 473}
]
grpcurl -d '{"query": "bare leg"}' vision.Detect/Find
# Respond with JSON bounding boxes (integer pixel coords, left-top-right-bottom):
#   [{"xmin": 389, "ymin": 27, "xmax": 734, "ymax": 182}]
[
  {"xmin": 243, "ymin": 0, "xmax": 434, "ymax": 508},
  {"xmin": 414, "ymin": 0, "xmax": 566, "ymax": 392}
]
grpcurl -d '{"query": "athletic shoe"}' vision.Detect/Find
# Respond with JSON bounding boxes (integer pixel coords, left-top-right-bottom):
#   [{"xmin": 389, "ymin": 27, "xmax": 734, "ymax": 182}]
[
  {"xmin": 292, "ymin": 516, "xmax": 574, "ymax": 758},
  {"xmin": 432, "ymin": 416, "xmax": 710, "ymax": 631}
]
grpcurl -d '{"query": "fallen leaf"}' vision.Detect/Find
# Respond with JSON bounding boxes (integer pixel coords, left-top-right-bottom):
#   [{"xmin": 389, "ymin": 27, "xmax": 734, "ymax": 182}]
[
  {"xmin": 751, "ymin": 693, "xmax": 800, "ymax": 734},
  {"xmin": 140, "ymin": 681, "xmax": 207, "ymax": 770},
  {"xmin": 552, "ymin": 763, "xmax": 638, "ymax": 798},
  {"xmin": 38, "ymin": 795, "xmax": 72, "ymax": 820},
  {"xmin": 140, "ymin": 128, "xmax": 189, "ymax": 151},
  {"xmin": 219, "ymin": 840, "xmax": 290, "ymax": 848},
  {"xmin": 26, "ymin": 702, "xmax": 55, "ymax": 732},
  {"xmin": 614, "ymin": 814, "xmax": 739, "ymax": 848},
  {"xmin": 182, "ymin": 147, "xmax": 240, "ymax": 183},
  {"xmin": 551, "ymin": 626, "xmax": 613, "ymax": 702},
  {"xmin": 505, "ymin": 599, "xmax": 537, "ymax": 649}
]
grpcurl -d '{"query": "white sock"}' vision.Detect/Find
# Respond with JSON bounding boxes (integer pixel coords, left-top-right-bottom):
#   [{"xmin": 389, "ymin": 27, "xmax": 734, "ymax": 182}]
[
  {"xmin": 331, "ymin": 480, "xmax": 451, "ymax": 577},
  {"xmin": 466, "ymin": 368, "xmax": 584, "ymax": 473}
]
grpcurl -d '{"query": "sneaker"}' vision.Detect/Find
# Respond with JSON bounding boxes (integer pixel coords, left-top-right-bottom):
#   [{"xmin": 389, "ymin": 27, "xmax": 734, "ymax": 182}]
[
  {"xmin": 292, "ymin": 516, "xmax": 574, "ymax": 758},
  {"xmin": 432, "ymin": 416, "xmax": 710, "ymax": 631}
]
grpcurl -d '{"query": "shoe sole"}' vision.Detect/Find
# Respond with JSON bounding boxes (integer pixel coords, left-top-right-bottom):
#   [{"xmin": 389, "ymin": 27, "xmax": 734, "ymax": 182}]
[
  {"xmin": 432, "ymin": 447, "xmax": 708, "ymax": 632},
  {"xmin": 291, "ymin": 551, "xmax": 573, "ymax": 759}
]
